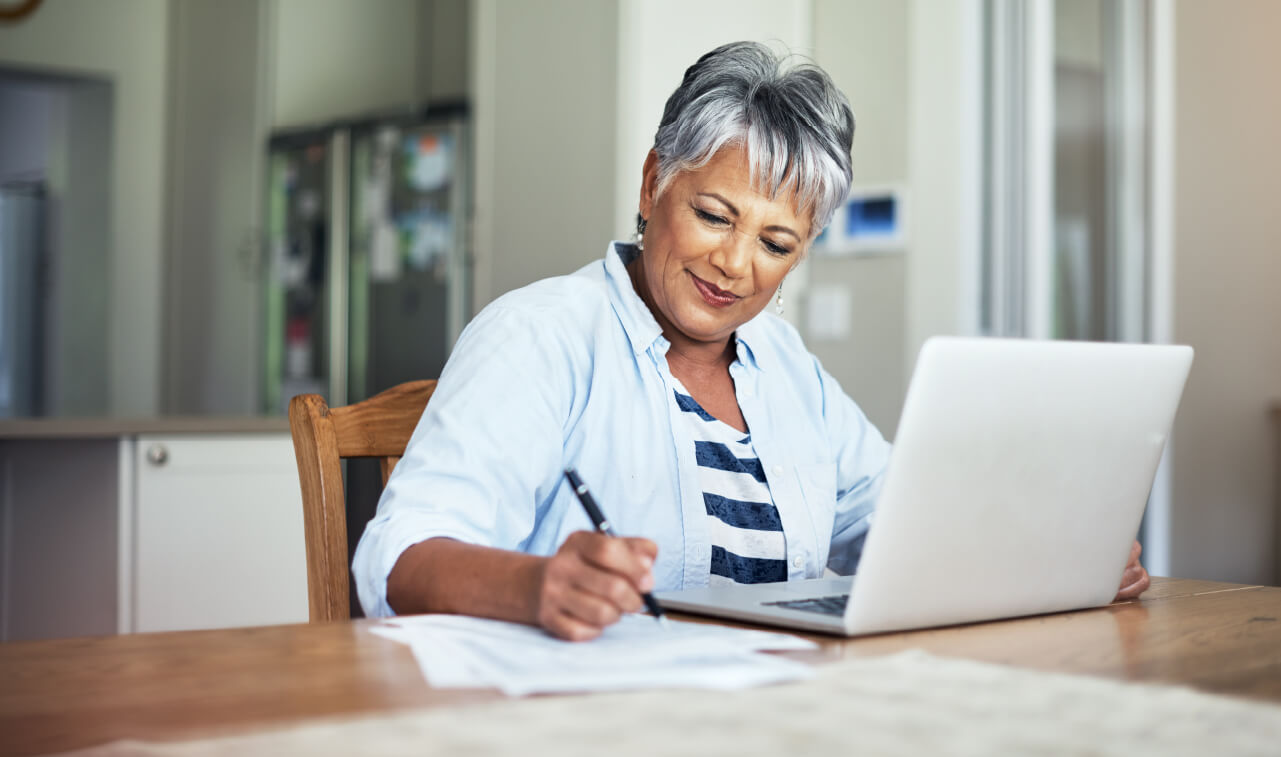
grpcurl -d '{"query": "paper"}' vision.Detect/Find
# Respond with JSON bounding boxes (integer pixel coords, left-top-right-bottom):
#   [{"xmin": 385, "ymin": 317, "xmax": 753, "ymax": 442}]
[{"xmin": 371, "ymin": 613, "xmax": 815, "ymax": 696}]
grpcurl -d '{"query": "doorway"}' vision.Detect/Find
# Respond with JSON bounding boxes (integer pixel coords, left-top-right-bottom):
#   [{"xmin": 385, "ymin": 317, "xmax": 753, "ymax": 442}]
[{"xmin": 0, "ymin": 69, "xmax": 113, "ymax": 417}]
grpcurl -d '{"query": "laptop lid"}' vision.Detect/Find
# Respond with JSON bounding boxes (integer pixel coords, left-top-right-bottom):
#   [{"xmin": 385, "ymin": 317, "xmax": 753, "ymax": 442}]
[{"xmin": 842, "ymin": 337, "xmax": 1193, "ymax": 634}]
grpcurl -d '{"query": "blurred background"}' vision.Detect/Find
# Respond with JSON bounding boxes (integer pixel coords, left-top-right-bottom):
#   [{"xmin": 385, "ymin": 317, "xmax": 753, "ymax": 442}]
[{"xmin": 0, "ymin": 0, "xmax": 1277, "ymax": 616}]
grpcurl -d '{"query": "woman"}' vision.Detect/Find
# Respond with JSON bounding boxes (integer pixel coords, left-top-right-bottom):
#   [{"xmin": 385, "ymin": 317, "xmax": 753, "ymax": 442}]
[{"xmin": 353, "ymin": 42, "xmax": 1149, "ymax": 640}]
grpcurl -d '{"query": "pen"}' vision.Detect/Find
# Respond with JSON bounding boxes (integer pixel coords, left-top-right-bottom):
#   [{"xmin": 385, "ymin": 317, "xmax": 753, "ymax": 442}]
[{"xmin": 563, "ymin": 468, "xmax": 668, "ymax": 626}]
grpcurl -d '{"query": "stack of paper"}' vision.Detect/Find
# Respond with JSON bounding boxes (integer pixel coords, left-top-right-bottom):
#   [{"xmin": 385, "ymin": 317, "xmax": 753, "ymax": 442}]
[{"xmin": 371, "ymin": 613, "xmax": 815, "ymax": 696}]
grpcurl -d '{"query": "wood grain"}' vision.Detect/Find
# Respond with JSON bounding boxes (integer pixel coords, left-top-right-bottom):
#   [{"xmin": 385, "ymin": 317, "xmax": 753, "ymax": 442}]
[
  {"xmin": 287, "ymin": 380, "xmax": 436, "ymax": 623},
  {"xmin": 327, "ymin": 381, "xmax": 436, "ymax": 459},
  {"xmin": 2, "ymin": 578, "xmax": 1279, "ymax": 756}
]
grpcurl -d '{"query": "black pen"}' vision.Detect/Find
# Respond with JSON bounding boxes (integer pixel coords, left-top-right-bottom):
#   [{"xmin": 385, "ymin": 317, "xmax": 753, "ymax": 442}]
[{"xmin": 563, "ymin": 468, "xmax": 668, "ymax": 626}]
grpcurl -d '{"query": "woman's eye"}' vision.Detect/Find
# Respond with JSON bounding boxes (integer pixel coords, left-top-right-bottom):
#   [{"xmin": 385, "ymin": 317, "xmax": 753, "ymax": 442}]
[
  {"xmin": 695, "ymin": 208, "xmax": 729, "ymax": 226},
  {"xmin": 763, "ymin": 239, "xmax": 790, "ymax": 255}
]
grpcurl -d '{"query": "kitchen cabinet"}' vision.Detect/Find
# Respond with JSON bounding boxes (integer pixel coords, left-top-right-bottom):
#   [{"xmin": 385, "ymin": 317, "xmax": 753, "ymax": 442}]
[{"xmin": 0, "ymin": 420, "xmax": 308, "ymax": 640}]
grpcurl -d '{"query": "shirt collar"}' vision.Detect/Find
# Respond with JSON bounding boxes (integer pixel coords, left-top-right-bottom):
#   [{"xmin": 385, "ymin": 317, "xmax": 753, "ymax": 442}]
[
  {"xmin": 604, "ymin": 241, "xmax": 665, "ymax": 357},
  {"xmin": 604, "ymin": 240, "xmax": 767, "ymax": 371},
  {"xmin": 733, "ymin": 323, "xmax": 764, "ymax": 371}
]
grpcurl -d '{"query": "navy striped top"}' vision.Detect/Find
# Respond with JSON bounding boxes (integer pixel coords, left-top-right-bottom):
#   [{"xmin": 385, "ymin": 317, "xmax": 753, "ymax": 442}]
[{"xmin": 672, "ymin": 381, "xmax": 788, "ymax": 585}]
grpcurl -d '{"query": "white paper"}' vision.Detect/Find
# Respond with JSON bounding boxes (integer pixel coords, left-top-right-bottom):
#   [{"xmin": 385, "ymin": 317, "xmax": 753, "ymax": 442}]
[{"xmin": 371, "ymin": 614, "xmax": 815, "ymax": 696}]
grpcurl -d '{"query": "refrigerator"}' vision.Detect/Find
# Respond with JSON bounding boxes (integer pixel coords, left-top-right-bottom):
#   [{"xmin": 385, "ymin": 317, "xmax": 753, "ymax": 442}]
[
  {"xmin": 0, "ymin": 182, "xmax": 47, "ymax": 418},
  {"xmin": 262, "ymin": 107, "xmax": 470, "ymax": 414},
  {"xmin": 262, "ymin": 108, "xmax": 470, "ymax": 618}
]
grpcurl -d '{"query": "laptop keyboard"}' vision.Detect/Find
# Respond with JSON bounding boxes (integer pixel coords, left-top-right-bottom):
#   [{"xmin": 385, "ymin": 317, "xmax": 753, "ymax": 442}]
[{"xmin": 763, "ymin": 594, "xmax": 850, "ymax": 617}]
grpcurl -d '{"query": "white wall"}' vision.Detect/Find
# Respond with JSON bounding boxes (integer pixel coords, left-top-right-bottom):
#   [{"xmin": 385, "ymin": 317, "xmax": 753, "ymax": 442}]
[
  {"xmin": 613, "ymin": 0, "xmax": 813, "ymax": 241},
  {"xmin": 0, "ymin": 0, "xmax": 170, "ymax": 416},
  {"xmin": 806, "ymin": 0, "xmax": 983, "ymax": 439},
  {"xmin": 470, "ymin": 0, "xmax": 620, "ymax": 308},
  {"xmin": 269, "ymin": 0, "xmax": 418, "ymax": 128},
  {"xmin": 1170, "ymin": 0, "xmax": 1281, "ymax": 584},
  {"xmin": 904, "ymin": 0, "xmax": 983, "ymax": 374},
  {"xmin": 53, "ymin": 80, "xmax": 114, "ymax": 416},
  {"xmin": 417, "ymin": 0, "xmax": 470, "ymax": 104},
  {"xmin": 163, "ymin": 0, "xmax": 265, "ymax": 414},
  {"xmin": 807, "ymin": 0, "xmax": 912, "ymax": 437}
]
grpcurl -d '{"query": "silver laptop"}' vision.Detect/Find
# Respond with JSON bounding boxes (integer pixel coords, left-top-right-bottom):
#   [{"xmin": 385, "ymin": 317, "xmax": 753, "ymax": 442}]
[{"xmin": 655, "ymin": 336, "xmax": 1193, "ymax": 636}]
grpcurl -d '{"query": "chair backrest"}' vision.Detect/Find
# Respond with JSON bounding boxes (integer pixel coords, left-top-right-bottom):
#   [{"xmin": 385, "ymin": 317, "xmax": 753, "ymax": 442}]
[{"xmin": 288, "ymin": 380, "xmax": 437, "ymax": 622}]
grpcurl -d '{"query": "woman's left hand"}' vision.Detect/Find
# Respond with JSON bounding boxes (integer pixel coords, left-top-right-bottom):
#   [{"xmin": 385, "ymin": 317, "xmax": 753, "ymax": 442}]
[{"xmin": 1113, "ymin": 540, "xmax": 1150, "ymax": 601}]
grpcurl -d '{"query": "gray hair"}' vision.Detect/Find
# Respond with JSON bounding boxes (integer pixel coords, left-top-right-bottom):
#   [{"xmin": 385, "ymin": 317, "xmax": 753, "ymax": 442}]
[{"xmin": 652, "ymin": 41, "xmax": 855, "ymax": 238}]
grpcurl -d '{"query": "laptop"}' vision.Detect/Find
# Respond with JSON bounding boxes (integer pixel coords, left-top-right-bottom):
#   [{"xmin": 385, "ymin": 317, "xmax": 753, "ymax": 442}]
[{"xmin": 655, "ymin": 336, "xmax": 1194, "ymax": 636}]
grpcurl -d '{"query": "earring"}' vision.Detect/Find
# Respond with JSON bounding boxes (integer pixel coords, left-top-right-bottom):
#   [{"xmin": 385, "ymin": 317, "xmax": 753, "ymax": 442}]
[
  {"xmin": 635, "ymin": 215, "xmax": 648, "ymax": 251},
  {"xmin": 775, "ymin": 281, "xmax": 784, "ymax": 316}
]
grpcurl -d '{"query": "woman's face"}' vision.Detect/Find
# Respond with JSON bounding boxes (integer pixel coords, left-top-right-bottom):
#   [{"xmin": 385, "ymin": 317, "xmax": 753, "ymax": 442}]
[{"xmin": 635, "ymin": 145, "xmax": 810, "ymax": 350}]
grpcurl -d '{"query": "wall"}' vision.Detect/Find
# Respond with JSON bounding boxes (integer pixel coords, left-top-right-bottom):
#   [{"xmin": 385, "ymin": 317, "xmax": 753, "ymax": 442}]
[
  {"xmin": 417, "ymin": 0, "xmax": 470, "ymax": 104},
  {"xmin": 806, "ymin": 0, "xmax": 983, "ymax": 439},
  {"xmin": 808, "ymin": 0, "xmax": 912, "ymax": 437},
  {"xmin": 1170, "ymin": 0, "xmax": 1281, "ymax": 584},
  {"xmin": 470, "ymin": 0, "xmax": 619, "ymax": 308},
  {"xmin": 269, "ymin": 0, "xmax": 418, "ymax": 128},
  {"xmin": 472, "ymin": 0, "xmax": 964, "ymax": 443},
  {"xmin": 612, "ymin": 0, "xmax": 813, "ymax": 240},
  {"xmin": 0, "ymin": 0, "xmax": 170, "ymax": 416},
  {"xmin": 52, "ymin": 80, "xmax": 114, "ymax": 416},
  {"xmin": 904, "ymin": 0, "xmax": 983, "ymax": 377},
  {"xmin": 162, "ymin": 0, "xmax": 264, "ymax": 414}
]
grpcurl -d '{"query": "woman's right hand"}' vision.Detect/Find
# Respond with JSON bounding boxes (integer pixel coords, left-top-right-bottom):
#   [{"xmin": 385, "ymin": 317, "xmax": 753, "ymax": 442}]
[{"xmin": 535, "ymin": 531, "xmax": 658, "ymax": 641}]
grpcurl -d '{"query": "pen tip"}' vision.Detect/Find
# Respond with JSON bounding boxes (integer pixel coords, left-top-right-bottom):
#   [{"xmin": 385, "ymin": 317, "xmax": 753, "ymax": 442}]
[{"xmin": 657, "ymin": 615, "xmax": 670, "ymax": 630}]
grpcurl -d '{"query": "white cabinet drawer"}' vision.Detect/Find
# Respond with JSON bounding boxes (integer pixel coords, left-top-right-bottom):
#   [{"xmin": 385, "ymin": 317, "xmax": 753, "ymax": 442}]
[{"xmin": 131, "ymin": 434, "xmax": 308, "ymax": 632}]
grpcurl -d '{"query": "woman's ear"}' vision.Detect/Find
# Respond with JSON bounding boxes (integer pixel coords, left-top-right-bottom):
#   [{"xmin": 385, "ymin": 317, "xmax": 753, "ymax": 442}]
[{"xmin": 639, "ymin": 150, "xmax": 659, "ymax": 220}]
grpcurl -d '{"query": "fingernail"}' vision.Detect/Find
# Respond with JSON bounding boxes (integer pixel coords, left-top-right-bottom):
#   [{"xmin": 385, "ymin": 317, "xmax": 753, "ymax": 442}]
[{"xmin": 640, "ymin": 575, "xmax": 655, "ymax": 592}]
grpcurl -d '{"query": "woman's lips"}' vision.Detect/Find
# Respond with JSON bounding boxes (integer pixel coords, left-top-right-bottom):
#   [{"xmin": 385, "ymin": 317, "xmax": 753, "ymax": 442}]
[{"xmin": 691, "ymin": 274, "xmax": 740, "ymax": 308}]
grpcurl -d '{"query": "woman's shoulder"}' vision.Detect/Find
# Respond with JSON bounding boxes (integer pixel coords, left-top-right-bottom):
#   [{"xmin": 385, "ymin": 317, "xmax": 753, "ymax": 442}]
[
  {"xmin": 479, "ymin": 260, "xmax": 611, "ymax": 322},
  {"xmin": 456, "ymin": 259, "xmax": 618, "ymax": 359}
]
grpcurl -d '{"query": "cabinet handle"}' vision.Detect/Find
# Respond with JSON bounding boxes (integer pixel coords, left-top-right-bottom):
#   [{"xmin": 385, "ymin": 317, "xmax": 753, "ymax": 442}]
[{"xmin": 146, "ymin": 444, "xmax": 169, "ymax": 466}]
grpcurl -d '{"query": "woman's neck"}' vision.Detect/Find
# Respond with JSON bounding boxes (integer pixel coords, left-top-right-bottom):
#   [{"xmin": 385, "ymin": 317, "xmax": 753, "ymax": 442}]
[
  {"xmin": 626, "ymin": 253, "xmax": 735, "ymax": 373},
  {"xmin": 665, "ymin": 337, "xmax": 735, "ymax": 377}
]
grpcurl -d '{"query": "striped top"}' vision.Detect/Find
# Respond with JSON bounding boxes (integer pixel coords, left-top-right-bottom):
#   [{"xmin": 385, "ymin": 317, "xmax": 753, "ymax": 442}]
[{"xmin": 672, "ymin": 381, "xmax": 788, "ymax": 586}]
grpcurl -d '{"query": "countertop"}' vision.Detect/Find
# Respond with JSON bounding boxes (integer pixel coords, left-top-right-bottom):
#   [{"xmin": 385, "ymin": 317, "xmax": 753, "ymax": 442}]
[{"xmin": 0, "ymin": 416, "xmax": 291, "ymax": 439}]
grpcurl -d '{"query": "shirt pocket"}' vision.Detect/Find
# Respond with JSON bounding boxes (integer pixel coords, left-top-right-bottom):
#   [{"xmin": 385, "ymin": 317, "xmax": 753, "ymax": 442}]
[{"xmin": 794, "ymin": 462, "xmax": 837, "ymax": 572}]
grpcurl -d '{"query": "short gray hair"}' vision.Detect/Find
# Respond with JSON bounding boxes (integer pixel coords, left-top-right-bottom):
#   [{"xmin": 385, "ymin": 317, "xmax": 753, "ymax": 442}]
[{"xmin": 652, "ymin": 41, "xmax": 855, "ymax": 238}]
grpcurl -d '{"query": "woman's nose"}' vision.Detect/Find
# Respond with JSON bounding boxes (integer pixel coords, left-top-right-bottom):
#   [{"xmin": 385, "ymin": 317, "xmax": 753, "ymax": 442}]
[{"xmin": 709, "ymin": 231, "xmax": 753, "ymax": 278}]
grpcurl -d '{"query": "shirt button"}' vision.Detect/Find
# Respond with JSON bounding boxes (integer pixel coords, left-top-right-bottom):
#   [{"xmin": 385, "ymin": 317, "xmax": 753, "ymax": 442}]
[
  {"xmin": 741, "ymin": 389, "xmax": 753, "ymax": 399},
  {"xmin": 772, "ymin": 465, "xmax": 783, "ymax": 476},
  {"xmin": 792, "ymin": 556, "xmax": 804, "ymax": 568}
]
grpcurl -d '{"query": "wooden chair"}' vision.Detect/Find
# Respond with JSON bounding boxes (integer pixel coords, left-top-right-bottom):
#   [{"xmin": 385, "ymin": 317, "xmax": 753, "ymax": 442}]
[{"xmin": 288, "ymin": 380, "xmax": 437, "ymax": 622}]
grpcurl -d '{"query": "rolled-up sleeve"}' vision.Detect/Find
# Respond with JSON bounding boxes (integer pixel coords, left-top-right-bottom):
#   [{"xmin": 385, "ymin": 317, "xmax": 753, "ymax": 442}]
[
  {"xmin": 351, "ymin": 303, "xmax": 572, "ymax": 617},
  {"xmin": 816, "ymin": 360, "xmax": 892, "ymax": 575}
]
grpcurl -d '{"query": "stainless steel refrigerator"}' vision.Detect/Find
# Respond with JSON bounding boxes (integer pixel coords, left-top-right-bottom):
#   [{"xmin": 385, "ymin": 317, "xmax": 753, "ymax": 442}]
[{"xmin": 262, "ymin": 108, "xmax": 470, "ymax": 414}]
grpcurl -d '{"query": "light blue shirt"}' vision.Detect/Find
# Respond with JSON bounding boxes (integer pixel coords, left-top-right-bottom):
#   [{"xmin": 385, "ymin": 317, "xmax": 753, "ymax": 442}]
[{"xmin": 352, "ymin": 242, "xmax": 892, "ymax": 617}]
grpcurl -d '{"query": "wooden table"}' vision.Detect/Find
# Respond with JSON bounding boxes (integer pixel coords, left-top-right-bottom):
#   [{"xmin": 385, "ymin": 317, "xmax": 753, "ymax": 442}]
[{"xmin": 2, "ymin": 577, "xmax": 1279, "ymax": 756}]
